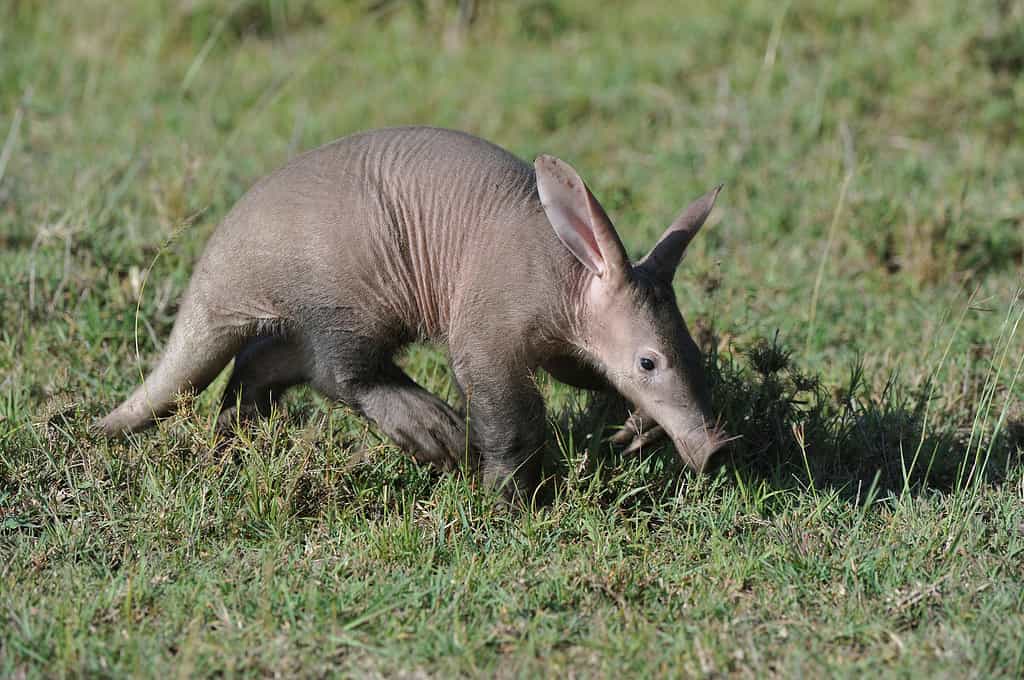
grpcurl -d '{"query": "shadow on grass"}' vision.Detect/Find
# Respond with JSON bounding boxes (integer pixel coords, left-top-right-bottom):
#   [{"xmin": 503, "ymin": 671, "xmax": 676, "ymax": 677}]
[{"xmin": 554, "ymin": 331, "xmax": 1022, "ymax": 508}]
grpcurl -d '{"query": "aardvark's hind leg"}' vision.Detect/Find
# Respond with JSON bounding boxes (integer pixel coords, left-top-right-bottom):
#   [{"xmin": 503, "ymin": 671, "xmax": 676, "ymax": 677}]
[
  {"xmin": 315, "ymin": 358, "xmax": 471, "ymax": 472},
  {"xmin": 217, "ymin": 335, "xmax": 308, "ymax": 431}
]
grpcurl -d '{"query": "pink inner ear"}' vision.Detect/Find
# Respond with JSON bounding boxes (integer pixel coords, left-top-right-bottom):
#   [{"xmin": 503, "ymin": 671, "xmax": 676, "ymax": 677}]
[
  {"xmin": 572, "ymin": 213, "xmax": 601, "ymax": 262},
  {"xmin": 540, "ymin": 188, "xmax": 605, "ymax": 273}
]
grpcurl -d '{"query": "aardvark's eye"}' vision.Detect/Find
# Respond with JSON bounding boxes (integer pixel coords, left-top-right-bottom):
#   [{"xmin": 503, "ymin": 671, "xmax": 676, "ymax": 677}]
[{"xmin": 639, "ymin": 356, "xmax": 656, "ymax": 372}]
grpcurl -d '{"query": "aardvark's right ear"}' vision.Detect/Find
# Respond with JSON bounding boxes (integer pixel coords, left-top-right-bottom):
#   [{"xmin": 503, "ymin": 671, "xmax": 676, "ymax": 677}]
[{"xmin": 639, "ymin": 185, "xmax": 722, "ymax": 282}]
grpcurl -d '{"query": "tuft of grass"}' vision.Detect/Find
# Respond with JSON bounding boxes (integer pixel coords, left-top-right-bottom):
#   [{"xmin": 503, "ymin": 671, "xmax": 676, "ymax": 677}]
[{"xmin": 2, "ymin": 0, "xmax": 1024, "ymax": 676}]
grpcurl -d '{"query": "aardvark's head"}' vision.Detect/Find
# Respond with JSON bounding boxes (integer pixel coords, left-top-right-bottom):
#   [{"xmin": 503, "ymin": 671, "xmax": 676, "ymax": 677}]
[{"xmin": 536, "ymin": 154, "xmax": 726, "ymax": 471}]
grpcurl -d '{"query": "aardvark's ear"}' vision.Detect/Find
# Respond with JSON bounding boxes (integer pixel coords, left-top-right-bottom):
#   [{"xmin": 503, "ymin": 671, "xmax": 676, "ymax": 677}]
[
  {"xmin": 639, "ymin": 185, "xmax": 722, "ymax": 281},
  {"xmin": 535, "ymin": 154, "xmax": 630, "ymax": 282}
]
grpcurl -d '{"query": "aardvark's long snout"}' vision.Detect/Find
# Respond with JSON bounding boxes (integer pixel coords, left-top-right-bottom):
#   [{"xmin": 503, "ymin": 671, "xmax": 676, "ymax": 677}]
[{"xmin": 673, "ymin": 424, "xmax": 729, "ymax": 472}]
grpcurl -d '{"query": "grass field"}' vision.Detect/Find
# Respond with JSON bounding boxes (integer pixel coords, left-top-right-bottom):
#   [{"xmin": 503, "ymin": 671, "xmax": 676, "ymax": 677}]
[{"xmin": 2, "ymin": 0, "xmax": 1023, "ymax": 676}]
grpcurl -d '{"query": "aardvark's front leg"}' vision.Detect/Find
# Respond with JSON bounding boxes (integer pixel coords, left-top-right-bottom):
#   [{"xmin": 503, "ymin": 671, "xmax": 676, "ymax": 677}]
[{"xmin": 453, "ymin": 352, "xmax": 546, "ymax": 503}]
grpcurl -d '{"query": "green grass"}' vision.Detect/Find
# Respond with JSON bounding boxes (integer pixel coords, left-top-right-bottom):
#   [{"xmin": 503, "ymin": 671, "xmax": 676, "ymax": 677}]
[{"xmin": 2, "ymin": 0, "xmax": 1023, "ymax": 676}]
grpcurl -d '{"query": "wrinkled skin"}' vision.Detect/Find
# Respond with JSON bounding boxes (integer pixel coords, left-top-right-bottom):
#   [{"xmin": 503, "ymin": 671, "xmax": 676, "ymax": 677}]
[{"xmin": 98, "ymin": 127, "xmax": 725, "ymax": 500}]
